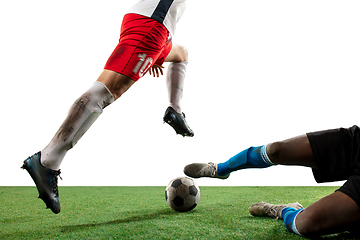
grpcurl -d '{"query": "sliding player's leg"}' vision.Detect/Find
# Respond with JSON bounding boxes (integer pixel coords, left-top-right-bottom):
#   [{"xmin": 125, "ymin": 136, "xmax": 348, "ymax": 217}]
[
  {"xmin": 184, "ymin": 134, "xmax": 316, "ymax": 179},
  {"xmin": 249, "ymin": 126, "xmax": 360, "ymax": 236},
  {"xmin": 266, "ymin": 134, "xmax": 317, "ymax": 168},
  {"xmin": 248, "ymin": 178, "xmax": 360, "ymax": 237},
  {"xmin": 290, "ymin": 190, "xmax": 360, "ymax": 237},
  {"xmin": 248, "ymin": 191, "xmax": 360, "ymax": 237},
  {"xmin": 162, "ymin": 43, "xmax": 194, "ymax": 137}
]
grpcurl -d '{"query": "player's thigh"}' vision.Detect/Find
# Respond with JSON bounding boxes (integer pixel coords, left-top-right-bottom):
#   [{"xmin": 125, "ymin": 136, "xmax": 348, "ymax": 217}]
[
  {"xmin": 267, "ymin": 134, "xmax": 316, "ymax": 168},
  {"xmin": 296, "ymin": 191, "xmax": 360, "ymax": 236},
  {"xmin": 164, "ymin": 42, "xmax": 188, "ymax": 62}
]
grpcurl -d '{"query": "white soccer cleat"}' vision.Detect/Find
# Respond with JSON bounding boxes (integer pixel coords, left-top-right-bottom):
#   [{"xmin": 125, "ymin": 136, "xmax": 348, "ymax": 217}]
[
  {"xmin": 183, "ymin": 162, "xmax": 230, "ymax": 179},
  {"xmin": 249, "ymin": 202, "xmax": 303, "ymax": 220}
]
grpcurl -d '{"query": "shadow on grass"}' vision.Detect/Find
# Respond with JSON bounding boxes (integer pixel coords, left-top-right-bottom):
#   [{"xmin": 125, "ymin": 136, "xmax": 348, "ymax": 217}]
[
  {"xmin": 311, "ymin": 232, "xmax": 360, "ymax": 240},
  {"xmin": 61, "ymin": 209, "xmax": 177, "ymax": 232}
]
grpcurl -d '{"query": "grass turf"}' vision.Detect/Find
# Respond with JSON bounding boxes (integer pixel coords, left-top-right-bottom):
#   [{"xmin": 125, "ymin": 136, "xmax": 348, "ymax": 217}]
[{"xmin": 0, "ymin": 186, "xmax": 358, "ymax": 239}]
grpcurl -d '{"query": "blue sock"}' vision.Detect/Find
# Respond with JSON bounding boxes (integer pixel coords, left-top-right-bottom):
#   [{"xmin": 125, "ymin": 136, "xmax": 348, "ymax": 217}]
[
  {"xmin": 282, "ymin": 207, "xmax": 304, "ymax": 236},
  {"xmin": 217, "ymin": 145, "xmax": 275, "ymax": 176}
]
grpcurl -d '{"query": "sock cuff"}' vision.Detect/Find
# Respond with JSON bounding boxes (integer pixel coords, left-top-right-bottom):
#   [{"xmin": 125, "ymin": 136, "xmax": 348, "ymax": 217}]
[
  {"xmin": 283, "ymin": 208, "xmax": 304, "ymax": 236},
  {"xmin": 168, "ymin": 61, "xmax": 188, "ymax": 71},
  {"xmin": 174, "ymin": 61, "xmax": 188, "ymax": 65},
  {"xmin": 260, "ymin": 144, "xmax": 276, "ymax": 165},
  {"xmin": 292, "ymin": 209, "xmax": 304, "ymax": 236},
  {"xmin": 93, "ymin": 81, "xmax": 115, "ymax": 104}
]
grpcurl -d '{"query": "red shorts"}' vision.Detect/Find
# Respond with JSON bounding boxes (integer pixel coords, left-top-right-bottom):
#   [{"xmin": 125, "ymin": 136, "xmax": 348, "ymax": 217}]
[{"xmin": 104, "ymin": 14, "xmax": 172, "ymax": 81}]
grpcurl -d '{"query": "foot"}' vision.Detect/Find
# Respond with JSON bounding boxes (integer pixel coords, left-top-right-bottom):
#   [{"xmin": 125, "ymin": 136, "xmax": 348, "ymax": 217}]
[
  {"xmin": 163, "ymin": 107, "xmax": 194, "ymax": 137},
  {"xmin": 183, "ymin": 162, "xmax": 230, "ymax": 179},
  {"xmin": 22, "ymin": 152, "xmax": 61, "ymax": 214},
  {"xmin": 249, "ymin": 202, "xmax": 303, "ymax": 219}
]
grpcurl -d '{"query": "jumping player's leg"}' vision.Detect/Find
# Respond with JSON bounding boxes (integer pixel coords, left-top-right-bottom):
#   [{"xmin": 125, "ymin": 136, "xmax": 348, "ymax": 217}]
[
  {"xmin": 22, "ymin": 69, "xmax": 133, "ymax": 213},
  {"xmin": 184, "ymin": 134, "xmax": 317, "ymax": 178},
  {"xmin": 23, "ymin": 13, "xmax": 187, "ymax": 213},
  {"xmin": 164, "ymin": 43, "xmax": 188, "ymax": 114},
  {"xmin": 162, "ymin": 43, "xmax": 194, "ymax": 137},
  {"xmin": 41, "ymin": 70, "xmax": 134, "ymax": 171}
]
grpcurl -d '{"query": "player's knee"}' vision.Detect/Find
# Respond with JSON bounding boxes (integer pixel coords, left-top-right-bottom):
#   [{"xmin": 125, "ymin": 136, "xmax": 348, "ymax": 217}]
[
  {"xmin": 295, "ymin": 209, "xmax": 324, "ymax": 236},
  {"xmin": 266, "ymin": 141, "xmax": 283, "ymax": 164},
  {"xmin": 180, "ymin": 46, "xmax": 188, "ymax": 62},
  {"xmin": 176, "ymin": 45, "xmax": 188, "ymax": 62},
  {"xmin": 76, "ymin": 82, "xmax": 114, "ymax": 112}
]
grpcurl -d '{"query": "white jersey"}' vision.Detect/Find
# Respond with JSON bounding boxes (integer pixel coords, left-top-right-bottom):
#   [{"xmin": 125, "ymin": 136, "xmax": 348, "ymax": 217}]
[{"xmin": 128, "ymin": 0, "xmax": 186, "ymax": 38}]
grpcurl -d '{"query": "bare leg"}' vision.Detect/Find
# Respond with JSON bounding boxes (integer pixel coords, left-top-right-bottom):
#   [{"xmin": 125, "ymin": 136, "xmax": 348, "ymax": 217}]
[
  {"xmin": 165, "ymin": 43, "xmax": 188, "ymax": 63},
  {"xmin": 266, "ymin": 134, "xmax": 318, "ymax": 169},
  {"xmin": 296, "ymin": 191, "xmax": 360, "ymax": 236}
]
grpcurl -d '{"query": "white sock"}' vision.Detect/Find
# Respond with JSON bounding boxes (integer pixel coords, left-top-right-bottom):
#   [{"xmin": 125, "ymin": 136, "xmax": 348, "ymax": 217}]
[
  {"xmin": 41, "ymin": 82, "xmax": 114, "ymax": 170},
  {"xmin": 166, "ymin": 61, "xmax": 187, "ymax": 113}
]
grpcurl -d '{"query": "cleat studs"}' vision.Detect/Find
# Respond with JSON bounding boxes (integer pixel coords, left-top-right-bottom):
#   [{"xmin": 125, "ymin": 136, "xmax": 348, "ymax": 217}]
[{"xmin": 21, "ymin": 162, "xmax": 26, "ymax": 169}]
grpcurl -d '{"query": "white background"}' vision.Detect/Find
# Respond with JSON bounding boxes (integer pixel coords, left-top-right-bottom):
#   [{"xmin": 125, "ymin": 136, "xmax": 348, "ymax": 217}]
[{"xmin": 1, "ymin": 0, "xmax": 359, "ymax": 187}]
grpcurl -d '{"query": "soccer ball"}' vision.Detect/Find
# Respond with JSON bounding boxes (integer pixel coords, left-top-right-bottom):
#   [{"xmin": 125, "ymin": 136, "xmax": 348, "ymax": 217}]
[{"xmin": 165, "ymin": 177, "xmax": 200, "ymax": 212}]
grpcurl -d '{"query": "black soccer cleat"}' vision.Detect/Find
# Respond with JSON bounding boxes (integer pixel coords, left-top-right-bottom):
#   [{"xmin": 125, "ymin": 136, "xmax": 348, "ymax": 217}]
[
  {"xmin": 22, "ymin": 152, "xmax": 61, "ymax": 214},
  {"xmin": 163, "ymin": 106, "xmax": 194, "ymax": 137}
]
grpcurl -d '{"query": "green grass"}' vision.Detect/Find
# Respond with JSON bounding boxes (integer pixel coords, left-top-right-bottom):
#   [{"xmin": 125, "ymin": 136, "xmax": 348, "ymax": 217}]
[{"xmin": 0, "ymin": 186, "xmax": 358, "ymax": 239}]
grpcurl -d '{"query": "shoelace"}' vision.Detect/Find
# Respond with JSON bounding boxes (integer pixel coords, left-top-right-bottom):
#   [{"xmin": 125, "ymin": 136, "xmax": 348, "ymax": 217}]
[
  {"xmin": 198, "ymin": 163, "xmax": 216, "ymax": 177},
  {"xmin": 53, "ymin": 169, "xmax": 62, "ymax": 180},
  {"xmin": 267, "ymin": 206, "xmax": 280, "ymax": 219},
  {"xmin": 264, "ymin": 204, "xmax": 292, "ymax": 220},
  {"xmin": 51, "ymin": 170, "xmax": 62, "ymax": 195}
]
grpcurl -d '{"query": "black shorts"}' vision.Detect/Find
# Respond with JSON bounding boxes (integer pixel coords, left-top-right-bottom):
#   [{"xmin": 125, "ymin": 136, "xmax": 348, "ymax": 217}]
[{"xmin": 307, "ymin": 125, "xmax": 360, "ymax": 207}]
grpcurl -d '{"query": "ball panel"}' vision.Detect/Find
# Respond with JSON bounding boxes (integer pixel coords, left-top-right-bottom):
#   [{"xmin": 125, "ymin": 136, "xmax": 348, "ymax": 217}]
[
  {"xmin": 189, "ymin": 185, "xmax": 198, "ymax": 196},
  {"xmin": 188, "ymin": 203, "xmax": 197, "ymax": 211},
  {"xmin": 171, "ymin": 179, "xmax": 182, "ymax": 188},
  {"xmin": 173, "ymin": 196, "xmax": 184, "ymax": 207},
  {"xmin": 175, "ymin": 184, "xmax": 190, "ymax": 199}
]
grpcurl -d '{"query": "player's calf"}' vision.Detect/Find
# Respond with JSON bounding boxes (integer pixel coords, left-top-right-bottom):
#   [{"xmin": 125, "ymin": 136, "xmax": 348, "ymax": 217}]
[{"xmin": 216, "ymin": 145, "xmax": 276, "ymax": 176}]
